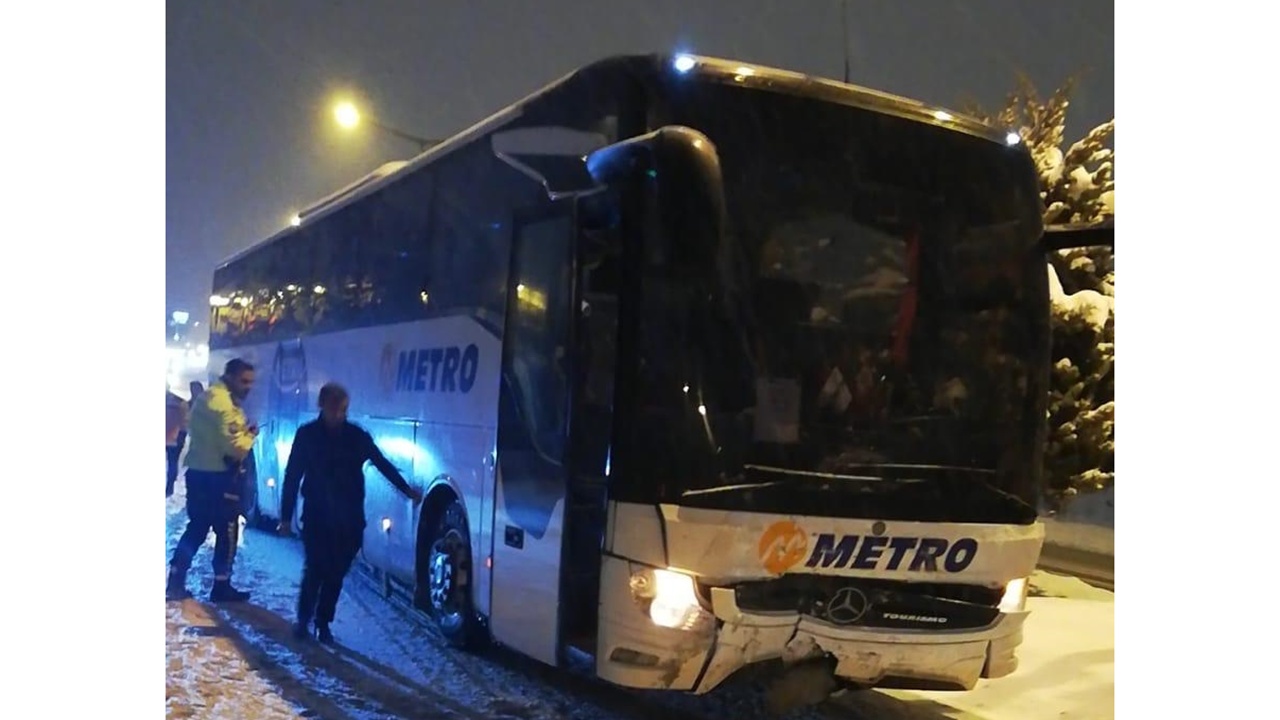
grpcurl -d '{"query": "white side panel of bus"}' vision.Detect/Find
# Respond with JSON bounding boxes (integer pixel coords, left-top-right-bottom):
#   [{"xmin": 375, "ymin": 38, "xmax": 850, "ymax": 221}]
[
  {"xmin": 211, "ymin": 315, "xmax": 504, "ymax": 590},
  {"xmin": 489, "ymin": 462, "xmax": 566, "ymax": 664}
]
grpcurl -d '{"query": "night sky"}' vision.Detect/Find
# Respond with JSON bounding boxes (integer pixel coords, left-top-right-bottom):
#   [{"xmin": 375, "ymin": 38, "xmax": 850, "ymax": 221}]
[{"xmin": 166, "ymin": 0, "xmax": 1114, "ymax": 336}]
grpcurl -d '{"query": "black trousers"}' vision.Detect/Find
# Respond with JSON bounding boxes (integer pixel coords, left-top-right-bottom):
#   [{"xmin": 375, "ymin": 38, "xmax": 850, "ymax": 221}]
[
  {"xmin": 166, "ymin": 446, "xmax": 180, "ymax": 497},
  {"xmin": 297, "ymin": 523, "xmax": 362, "ymax": 626},
  {"xmin": 170, "ymin": 470, "xmax": 240, "ymax": 581}
]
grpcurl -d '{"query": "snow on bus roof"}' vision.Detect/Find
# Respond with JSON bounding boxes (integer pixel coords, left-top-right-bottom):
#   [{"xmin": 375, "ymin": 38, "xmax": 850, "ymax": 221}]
[
  {"xmin": 297, "ymin": 160, "xmax": 409, "ymax": 220},
  {"xmin": 216, "ymin": 53, "xmax": 1016, "ymax": 270}
]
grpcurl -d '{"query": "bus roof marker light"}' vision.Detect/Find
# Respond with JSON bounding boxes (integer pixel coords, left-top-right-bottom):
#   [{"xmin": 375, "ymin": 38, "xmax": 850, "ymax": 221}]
[
  {"xmin": 1005, "ymin": 131, "xmax": 1022, "ymax": 146},
  {"xmin": 673, "ymin": 55, "xmax": 696, "ymax": 73}
]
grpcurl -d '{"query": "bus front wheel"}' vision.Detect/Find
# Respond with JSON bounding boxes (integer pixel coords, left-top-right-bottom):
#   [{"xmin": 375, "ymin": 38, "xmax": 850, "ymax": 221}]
[{"xmin": 424, "ymin": 499, "xmax": 482, "ymax": 649}]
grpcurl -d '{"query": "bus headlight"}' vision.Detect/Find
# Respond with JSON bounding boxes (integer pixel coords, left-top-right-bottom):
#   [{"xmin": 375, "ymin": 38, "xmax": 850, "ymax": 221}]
[
  {"xmin": 629, "ymin": 567, "xmax": 712, "ymax": 631},
  {"xmin": 999, "ymin": 577, "xmax": 1029, "ymax": 613}
]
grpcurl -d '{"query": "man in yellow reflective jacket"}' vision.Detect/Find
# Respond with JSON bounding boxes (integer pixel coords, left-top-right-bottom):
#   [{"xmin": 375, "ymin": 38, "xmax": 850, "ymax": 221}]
[{"xmin": 166, "ymin": 358, "xmax": 259, "ymax": 602}]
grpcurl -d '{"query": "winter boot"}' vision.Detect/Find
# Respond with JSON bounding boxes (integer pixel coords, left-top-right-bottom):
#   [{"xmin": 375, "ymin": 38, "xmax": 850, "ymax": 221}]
[
  {"xmin": 315, "ymin": 622, "xmax": 334, "ymax": 644},
  {"xmin": 166, "ymin": 568, "xmax": 192, "ymax": 600},
  {"xmin": 209, "ymin": 580, "xmax": 250, "ymax": 603}
]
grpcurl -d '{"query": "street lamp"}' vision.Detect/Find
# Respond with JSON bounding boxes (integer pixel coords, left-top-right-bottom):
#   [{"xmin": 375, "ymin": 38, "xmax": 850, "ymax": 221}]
[{"xmin": 332, "ymin": 100, "xmax": 440, "ymax": 152}]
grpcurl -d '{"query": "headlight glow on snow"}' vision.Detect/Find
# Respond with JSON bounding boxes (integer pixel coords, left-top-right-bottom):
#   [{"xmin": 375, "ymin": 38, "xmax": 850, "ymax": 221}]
[
  {"xmin": 629, "ymin": 567, "xmax": 711, "ymax": 631},
  {"xmin": 999, "ymin": 577, "xmax": 1029, "ymax": 613}
]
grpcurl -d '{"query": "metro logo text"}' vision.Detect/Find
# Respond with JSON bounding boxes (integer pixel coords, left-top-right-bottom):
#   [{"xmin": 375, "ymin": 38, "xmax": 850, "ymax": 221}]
[
  {"xmin": 805, "ymin": 533, "xmax": 979, "ymax": 573},
  {"xmin": 395, "ymin": 344, "xmax": 480, "ymax": 393}
]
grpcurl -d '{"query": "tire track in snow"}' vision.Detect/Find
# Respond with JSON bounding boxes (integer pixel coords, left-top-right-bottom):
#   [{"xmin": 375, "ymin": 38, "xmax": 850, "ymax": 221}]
[{"xmin": 212, "ymin": 600, "xmax": 487, "ymax": 720}]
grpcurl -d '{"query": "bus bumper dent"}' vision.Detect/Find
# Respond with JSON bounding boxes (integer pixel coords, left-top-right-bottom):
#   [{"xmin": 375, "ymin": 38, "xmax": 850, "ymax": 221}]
[
  {"xmin": 594, "ymin": 556, "xmax": 1028, "ymax": 695},
  {"xmin": 693, "ymin": 586, "xmax": 1029, "ymax": 694}
]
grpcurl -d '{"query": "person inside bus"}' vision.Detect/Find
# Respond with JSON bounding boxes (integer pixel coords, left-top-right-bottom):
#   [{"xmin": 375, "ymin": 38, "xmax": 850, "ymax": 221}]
[
  {"xmin": 167, "ymin": 358, "xmax": 259, "ymax": 602},
  {"xmin": 277, "ymin": 382, "xmax": 423, "ymax": 642}
]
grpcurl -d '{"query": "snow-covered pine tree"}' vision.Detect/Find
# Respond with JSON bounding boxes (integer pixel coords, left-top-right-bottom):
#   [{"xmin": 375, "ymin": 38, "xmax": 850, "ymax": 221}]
[{"xmin": 965, "ymin": 75, "xmax": 1115, "ymax": 511}]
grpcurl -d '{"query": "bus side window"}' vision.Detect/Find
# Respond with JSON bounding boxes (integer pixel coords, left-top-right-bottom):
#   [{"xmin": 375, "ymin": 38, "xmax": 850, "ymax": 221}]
[
  {"xmin": 428, "ymin": 144, "xmax": 523, "ymax": 318},
  {"xmin": 367, "ymin": 169, "xmax": 434, "ymax": 326},
  {"xmin": 310, "ymin": 206, "xmax": 366, "ymax": 332},
  {"xmin": 266, "ymin": 233, "xmax": 311, "ymax": 338},
  {"xmin": 239, "ymin": 244, "xmax": 276, "ymax": 345},
  {"xmin": 211, "ymin": 259, "xmax": 247, "ymax": 347},
  {"xmin": 507, "ymin": 213, "xmax": 574, "ymax": 462}
]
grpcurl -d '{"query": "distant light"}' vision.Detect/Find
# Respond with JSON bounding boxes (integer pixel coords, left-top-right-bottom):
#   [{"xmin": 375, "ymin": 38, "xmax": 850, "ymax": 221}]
[
  {"xmin": 1005, "ymin": 131, "xmax": 1022, "ymax": 146},
  {"xmin": 334, "ymin": 101, "xmax": 360, "ymax": 129},
  {"xmin": 290, "ymin": 215, "xmax": 302, "ymax": 227},
  {"xmin": 381, "ymin": 517, "xmax": 392, "ymax": 532},
  {"xmin": 673, "ymin": 55, "xmax": 696, "ymax": 73},
  {"xmin": 171, "ymin": 310, "xmax": 190, "ymax": 324},
  {"xmin": 933, "ymin": 110, "xmax": 953, "ymax": 121},
  {"xmin": 734, "ymin": 66, "xmax": 754, "ymax": 76},
  {"xmin": 313, "ymin": 285, "xmax": 326, "ymax": 294},
  {"xmin": 266, "ymin": 477, "xmax": 276, "ymax": 488},
  {"xmin": 286, "ymin": 284, "xmax": 298, "ymax": 292},
  {"xmin": 209, "ymin": 295, "xmax": 231, "ymax": 308},
  {"xmin": 697, "ymin": 404, "xmax": 707, "ymax": 416},
  {"xmin": 682, "ymin": 384, "xmax": 690, "ymax": 394}
]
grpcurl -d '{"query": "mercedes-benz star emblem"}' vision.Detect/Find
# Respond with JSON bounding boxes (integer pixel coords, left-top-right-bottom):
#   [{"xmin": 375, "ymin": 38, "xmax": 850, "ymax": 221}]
[{"xmin": 824, "ymin": 586, "xmax": 869, "ymax": 625}]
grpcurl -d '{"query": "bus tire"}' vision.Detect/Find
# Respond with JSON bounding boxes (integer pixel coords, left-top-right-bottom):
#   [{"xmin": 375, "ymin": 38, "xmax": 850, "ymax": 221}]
[{"xmin": 423, "ymin": 498, "xmax": 483, "ymax": 649}]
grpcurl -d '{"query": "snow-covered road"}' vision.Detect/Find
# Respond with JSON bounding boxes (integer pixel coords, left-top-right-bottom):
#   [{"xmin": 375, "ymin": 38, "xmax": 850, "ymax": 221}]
[{"xmin": 165, "ymin": 480, "xmax": 1113, "ymax": 719}]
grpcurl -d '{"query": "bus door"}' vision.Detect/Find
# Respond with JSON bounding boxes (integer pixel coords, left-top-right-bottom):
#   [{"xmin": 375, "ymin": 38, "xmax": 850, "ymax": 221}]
[{"xmin": 489, "ymin": 203, "xmax": 577, "ymax": 665}]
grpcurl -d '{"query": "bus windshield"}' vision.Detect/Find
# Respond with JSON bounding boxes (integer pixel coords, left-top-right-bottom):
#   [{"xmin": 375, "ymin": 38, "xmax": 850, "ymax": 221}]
[{"xmin": 628, "ymin": 80, "xmax": 1050, "ymax": 520}]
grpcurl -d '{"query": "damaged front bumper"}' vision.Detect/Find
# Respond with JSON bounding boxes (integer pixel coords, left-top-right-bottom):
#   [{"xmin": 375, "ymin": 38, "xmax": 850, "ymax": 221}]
[
  {"xmin": 594, "ymin": 557, "xmax": 1028, "ymax": 694},
  {"xmin": 696, "ymin": 586, "xmax": 1027, "ymax": 692}
]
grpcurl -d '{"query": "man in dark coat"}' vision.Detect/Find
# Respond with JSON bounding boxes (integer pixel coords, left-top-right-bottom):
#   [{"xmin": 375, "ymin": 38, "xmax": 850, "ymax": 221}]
[{"xmin": 279, "ymin": 382, "xmax": 422, "ymax": 641}]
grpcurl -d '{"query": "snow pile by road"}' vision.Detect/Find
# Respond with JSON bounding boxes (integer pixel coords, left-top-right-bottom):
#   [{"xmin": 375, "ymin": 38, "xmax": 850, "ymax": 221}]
[{"xmin": 834, "ymin": 571, "xmax": 1114, "ymax": 720}]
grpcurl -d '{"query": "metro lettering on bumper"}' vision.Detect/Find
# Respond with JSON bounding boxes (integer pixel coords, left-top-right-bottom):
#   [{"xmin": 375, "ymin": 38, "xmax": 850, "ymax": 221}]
[{"xmin": 804, "ymin": 533, "xmax": 979, "ymax": 573}]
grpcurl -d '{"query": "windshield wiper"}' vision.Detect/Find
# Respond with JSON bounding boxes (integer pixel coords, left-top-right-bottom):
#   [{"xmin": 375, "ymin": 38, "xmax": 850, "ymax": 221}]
[{"xmin": 743, "ymin": 464, "xmax": 890, "ymax": 482}]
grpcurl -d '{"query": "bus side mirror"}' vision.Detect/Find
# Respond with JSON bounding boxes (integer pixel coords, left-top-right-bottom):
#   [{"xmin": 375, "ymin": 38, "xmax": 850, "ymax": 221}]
[
  {"xmin": 490, "ymin": 125, "xmax": 608, "ymax": 199},
  {"xmin": 585, "ymin": 125, "xmax": 728, "ymax": 273},
  {"xmin": 1040, "ymin": 220, "xmax": 1115, "ymax": 252}
]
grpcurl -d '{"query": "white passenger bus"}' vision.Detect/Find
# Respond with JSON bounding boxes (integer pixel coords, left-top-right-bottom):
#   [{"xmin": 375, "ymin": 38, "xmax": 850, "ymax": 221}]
[{"xmin": 206, "ymin": 54, "xmax": 1110, "ymax": 705}]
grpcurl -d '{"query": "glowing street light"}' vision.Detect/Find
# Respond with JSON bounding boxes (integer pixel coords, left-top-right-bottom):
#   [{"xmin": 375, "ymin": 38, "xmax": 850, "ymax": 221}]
[
  {"xmin": 331, "ymin": 99, "xmax": 440, "ymax": 152},
  {"xmin": 333, "ymin": 101, "xmax": 361, "ymax": 129}
]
